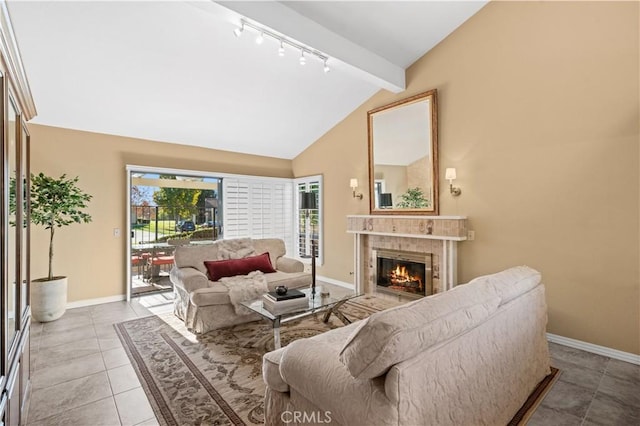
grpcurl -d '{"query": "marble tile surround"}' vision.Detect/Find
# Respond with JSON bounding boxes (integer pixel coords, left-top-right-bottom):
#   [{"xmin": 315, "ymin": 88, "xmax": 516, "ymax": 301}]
[
  {"xmin": 364, "ymin": 235, "xmax": 443, "ymax": 294},
  {"xmin": 347, "ymin": 215, "xmax": 467, "ymax": 239},
  {"xmin": 347, "ymin": 215, "xmax": 467, "ymax": 295}
]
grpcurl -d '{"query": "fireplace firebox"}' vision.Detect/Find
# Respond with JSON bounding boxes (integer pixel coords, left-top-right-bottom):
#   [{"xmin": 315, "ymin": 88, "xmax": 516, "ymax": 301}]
[{"xmin": 375, "ymin": 249, "xmax": 432, "ymax": 299}]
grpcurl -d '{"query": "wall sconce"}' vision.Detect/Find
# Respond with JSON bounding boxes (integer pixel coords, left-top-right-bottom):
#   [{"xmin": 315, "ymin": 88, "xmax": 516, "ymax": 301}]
[
  {"xmin": 445, "ymin": 168, "xmax": 462, "ymax": 196},
  {"xmin": 350, "ymin": 178, "xmax": 363, "ymax": 200}
]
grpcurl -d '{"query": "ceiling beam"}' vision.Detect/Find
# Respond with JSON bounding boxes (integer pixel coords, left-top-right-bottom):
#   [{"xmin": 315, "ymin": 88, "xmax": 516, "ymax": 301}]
[{"xmin": 212, "ymin": 1, "xmax": 406, "ymax": 93}]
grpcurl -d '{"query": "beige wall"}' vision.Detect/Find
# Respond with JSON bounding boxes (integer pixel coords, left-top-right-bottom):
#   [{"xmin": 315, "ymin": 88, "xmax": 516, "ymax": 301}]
[
  {"xmin": 28, "ymin": 124, "xmax": 293, "ymax": 302},
  {"xmin": 406, "ymin": 155, "xmax": 431, "ymax": 199},
  {"xmin": 293, "ymin": 1, "xmax": 639, "ymax": 354},
  {"xmin": 374, "ymin": 164, "xmax": 407, "ymax": 206}
]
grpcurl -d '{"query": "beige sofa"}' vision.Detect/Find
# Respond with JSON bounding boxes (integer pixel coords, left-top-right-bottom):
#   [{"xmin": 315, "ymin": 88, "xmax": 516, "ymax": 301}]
[
  {"xmin": 262, "ymin": 266, "xmax": 550, "ymax": 426},
  {"xmin": 170, "ymin": 238, "xmax": 311, "ymax": 333}
]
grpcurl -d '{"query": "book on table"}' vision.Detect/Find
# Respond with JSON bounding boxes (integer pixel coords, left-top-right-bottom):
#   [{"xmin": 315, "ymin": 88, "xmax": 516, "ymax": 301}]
[
  {"xmin": 262, "ymin": 294, "xmax": 309, "ymax": 314},
  {"xmin": 264, "ymin": 288, "xmax": 306, "ymax": 302}
]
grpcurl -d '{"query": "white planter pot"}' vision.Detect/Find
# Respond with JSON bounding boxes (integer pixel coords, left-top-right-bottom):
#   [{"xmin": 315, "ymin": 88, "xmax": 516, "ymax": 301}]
[{"xmin": 31, "ymin": 277, "xmax": 67, "ymax": 322}]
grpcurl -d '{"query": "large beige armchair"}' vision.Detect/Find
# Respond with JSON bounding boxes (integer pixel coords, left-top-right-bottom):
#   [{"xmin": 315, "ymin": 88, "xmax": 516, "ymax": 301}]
[{"xmin": 170, "ymin": 238, "xmax": 311, "ymax": 333}]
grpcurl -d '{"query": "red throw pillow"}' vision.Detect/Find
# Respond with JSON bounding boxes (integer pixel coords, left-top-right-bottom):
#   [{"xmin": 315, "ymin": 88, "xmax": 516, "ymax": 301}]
[{"xmin": 204, "ymin": 252, "xmax": 276, "ymax": 281}]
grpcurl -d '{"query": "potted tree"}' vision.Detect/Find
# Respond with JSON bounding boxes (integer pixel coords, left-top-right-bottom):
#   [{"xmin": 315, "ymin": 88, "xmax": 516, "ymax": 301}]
[{"xmin": 30, "ymin": 173, "xmax": 92, "ymax": 322}]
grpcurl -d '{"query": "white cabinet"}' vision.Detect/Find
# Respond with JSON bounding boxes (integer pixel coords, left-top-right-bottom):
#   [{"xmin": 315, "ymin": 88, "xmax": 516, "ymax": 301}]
[{"xmin": 0, "ymin": 2, "xmax": 36, "ymax": 425}]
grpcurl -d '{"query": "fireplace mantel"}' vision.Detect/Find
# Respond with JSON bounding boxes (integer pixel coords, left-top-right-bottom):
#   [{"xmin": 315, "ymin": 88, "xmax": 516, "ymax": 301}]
[
  {"xmin": 347, "ymin": 215, "xmax": 468, "ymax": 296},
  {"xmin": 347, "ymin": 215, "xmax": 467, "ymax": 241}
]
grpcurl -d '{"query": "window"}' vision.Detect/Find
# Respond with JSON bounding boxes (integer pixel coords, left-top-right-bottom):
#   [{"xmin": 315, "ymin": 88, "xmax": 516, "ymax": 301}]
[
  {"xmin": 295, "ymin": 175, "xmax": 322, "ymax": 265},
  {"xmin": 223, "ymin": 177, "xmax": 294, "ymax": 255},
  {"xmin": 126, "ymin": 165, "xmax": 315, "ymax": 300}
]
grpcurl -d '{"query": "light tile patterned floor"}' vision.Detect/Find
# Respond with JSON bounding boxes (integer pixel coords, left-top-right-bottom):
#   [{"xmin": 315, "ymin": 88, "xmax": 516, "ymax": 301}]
[
  {"xmin": 27, "ymin": 288, "xmax": 640, "ymax": 425},
  {"xmin": 27, "ymin": 293, "xmax": 173, "ymax": 426},
  {"xmin": 529, "ymin": 343, "xmax": 640, "ymax": 425}
]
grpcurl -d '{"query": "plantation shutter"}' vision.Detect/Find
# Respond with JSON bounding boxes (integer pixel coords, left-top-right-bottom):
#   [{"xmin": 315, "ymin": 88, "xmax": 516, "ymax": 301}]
[
  {"xmin": 222, "ymin": 178, "xmax": 250, "ymax": 238},
  {"xmin": 223, "ymin": 177, "xmax": 294, "ymax": 255}
]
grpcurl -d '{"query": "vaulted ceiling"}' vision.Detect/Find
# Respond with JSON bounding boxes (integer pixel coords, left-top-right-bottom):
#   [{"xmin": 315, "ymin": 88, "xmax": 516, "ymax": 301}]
[{"xmin": 8, "ymin": 1, "xmax": 486, "ymax": 159}]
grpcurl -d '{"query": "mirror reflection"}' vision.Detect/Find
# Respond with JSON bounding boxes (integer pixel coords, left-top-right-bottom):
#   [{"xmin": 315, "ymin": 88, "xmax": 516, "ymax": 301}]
[
  {"xmin": 8, "ymin": 100, "xmax": 17, "ymax": 345},
  {"xmin": 21, "ymin": 123, "xmax": 29, "ymax": 317},
  {"xmin": 368, "ymin": 89, "xmax": 438, "ymax": 215}
]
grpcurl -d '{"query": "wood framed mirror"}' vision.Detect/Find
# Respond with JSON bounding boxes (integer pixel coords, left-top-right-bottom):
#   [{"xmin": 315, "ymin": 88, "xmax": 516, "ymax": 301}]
[{"xmin": 367, "ymin": 89, "xmax": 438, "ymax": 215}]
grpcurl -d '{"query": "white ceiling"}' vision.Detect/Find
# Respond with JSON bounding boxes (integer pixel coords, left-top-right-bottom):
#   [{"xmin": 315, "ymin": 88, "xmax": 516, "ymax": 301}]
[{"xmin": 8, "ymin": 1, "xmax": 486, "ymax": 160}]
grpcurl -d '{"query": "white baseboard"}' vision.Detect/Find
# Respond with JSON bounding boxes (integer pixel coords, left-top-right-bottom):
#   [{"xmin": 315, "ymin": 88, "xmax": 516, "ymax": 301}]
[
  {"xmin": 66, "ymin": 295, "xmax": 126, "ymax": 309},
  {"xmin": 547, "ymin": 333, "xmax": 640, "ymax": 365},
  {"xmin": 316, "ymin": 275, "xmax": 354, "ymax": 290}
]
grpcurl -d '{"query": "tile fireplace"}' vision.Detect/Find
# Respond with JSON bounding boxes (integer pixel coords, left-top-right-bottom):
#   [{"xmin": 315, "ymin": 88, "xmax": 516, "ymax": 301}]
[
  {"xmin": 347, "ymin": 215, "xmax": 467, "ymax": 297},
  {"xmin": 375, "ymin": 249, "xmax": 432, "ymax": 299}
]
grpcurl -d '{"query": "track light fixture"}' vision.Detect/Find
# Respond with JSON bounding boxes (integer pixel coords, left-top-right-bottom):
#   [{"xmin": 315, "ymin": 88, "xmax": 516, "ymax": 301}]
[
  {"xmin": 233, "ymin": 23, "xmax": 244, "ymax": 37},
  {"xmin": 233, "ymin": 19, "xmax": 330, "ymax": 74}
]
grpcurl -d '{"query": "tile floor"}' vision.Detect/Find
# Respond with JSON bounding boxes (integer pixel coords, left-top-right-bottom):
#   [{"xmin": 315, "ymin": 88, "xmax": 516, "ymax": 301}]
[
  {"xmin": 528, "ymin": 343, "xmax": 640, "ymax": 425},
  {"xmin": 27, "ymin": 290, "xmax": 639, "ymax": 426},
  {"xmin": 27, "ymin": 293, "xmax": 174, "ymax": 426}
]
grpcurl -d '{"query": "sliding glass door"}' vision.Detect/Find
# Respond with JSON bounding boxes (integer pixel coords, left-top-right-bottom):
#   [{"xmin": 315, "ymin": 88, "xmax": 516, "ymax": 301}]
[
  {"xmin": 126, "ymin": 167, "xmax": 222, "ymax": 299},
  {"xmin": 125, "ymin": 166, "xmax": 317, "ymax": 301}
]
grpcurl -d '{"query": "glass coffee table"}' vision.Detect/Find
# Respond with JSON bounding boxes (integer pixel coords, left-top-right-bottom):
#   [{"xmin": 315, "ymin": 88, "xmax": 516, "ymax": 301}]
[{"xmin": 241, "ymin": 286, "xmax": 361, "ymax": 349}]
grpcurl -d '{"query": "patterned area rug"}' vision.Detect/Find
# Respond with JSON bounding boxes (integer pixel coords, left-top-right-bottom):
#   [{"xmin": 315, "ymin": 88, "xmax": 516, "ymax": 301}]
[
  {"xmin": 115, "ymin": 295, "xmax": 398, "ymax": 426},
  {"xmin": 116, "ymin": 295, "xmax": 560, "ymax": 426}
]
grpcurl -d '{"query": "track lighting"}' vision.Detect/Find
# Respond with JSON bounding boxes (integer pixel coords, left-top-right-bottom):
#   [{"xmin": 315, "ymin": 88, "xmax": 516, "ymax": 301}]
[
  {"xmin": 233, "ymin": 19, "xmax": 330, "ymax": 74},
  {"xmin": 233, "ymin": 23, "xmax": 244, "ymax": 37}
]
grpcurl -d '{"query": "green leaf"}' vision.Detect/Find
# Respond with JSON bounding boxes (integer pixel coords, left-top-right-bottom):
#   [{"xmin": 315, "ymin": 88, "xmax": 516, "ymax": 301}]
[
  {"xmin": 396, "ymin": 187, "xmax": 431, "ymax": 209},
  {"xmin": 30, "ymin": 173, "xmax": 93, "ymax": 278}
]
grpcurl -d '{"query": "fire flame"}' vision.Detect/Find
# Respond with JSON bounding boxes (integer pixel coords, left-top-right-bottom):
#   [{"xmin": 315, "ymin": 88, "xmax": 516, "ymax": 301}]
[
  {"xmin": 393, "ymin": 265, "xmax": 408, "ymax": 278},
  {"xmin": 390, "ymin": 264, "xmax": 423, "ymax": 290}
]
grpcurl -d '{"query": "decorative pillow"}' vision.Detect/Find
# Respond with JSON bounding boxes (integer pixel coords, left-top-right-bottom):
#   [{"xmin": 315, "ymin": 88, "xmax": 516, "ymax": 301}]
[
  {"xmin": 215, "ymin": 237, "xmax": 256, "ymax": 260},
  {"xmin": 339, "ymin": 282, "xmax": 501, "ymax": 380},
  {"xmin": 204, "ymin": 252, "xmax": 276, "ymax": 281}
]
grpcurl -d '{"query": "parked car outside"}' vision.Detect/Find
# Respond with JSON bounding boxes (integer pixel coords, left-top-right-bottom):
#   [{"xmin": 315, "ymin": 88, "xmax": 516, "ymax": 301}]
[{"xmin": 175, "ymin": 220, "xmax": 196, "ymax": 232}]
